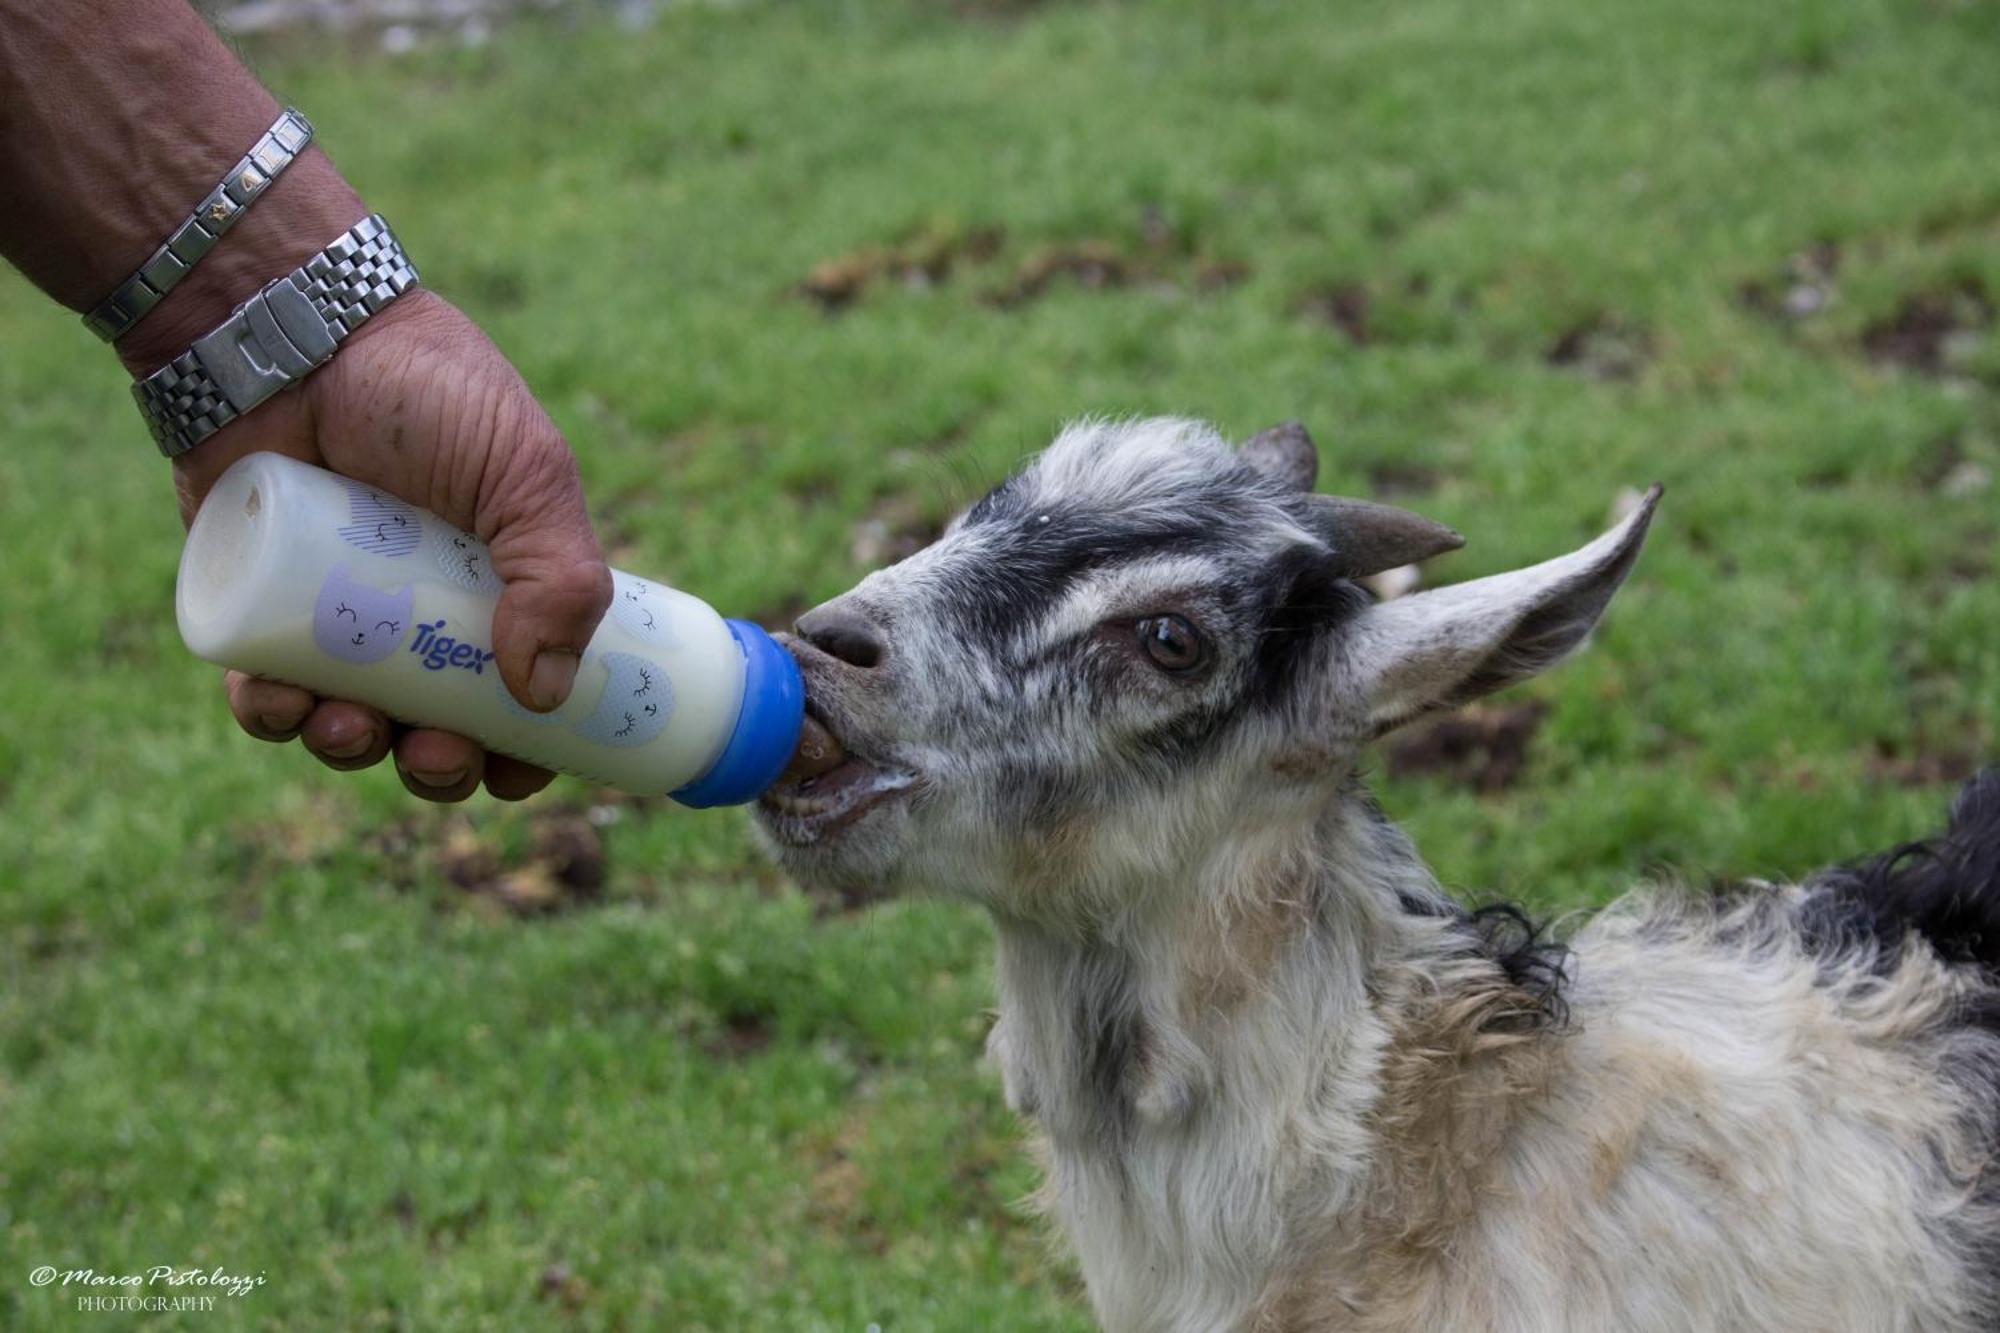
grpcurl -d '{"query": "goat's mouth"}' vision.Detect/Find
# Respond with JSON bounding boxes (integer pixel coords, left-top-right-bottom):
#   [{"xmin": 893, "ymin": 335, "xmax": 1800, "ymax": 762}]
[{"xmin": 757, "ymin": 708, "xmax": 915, "ymax": 846}]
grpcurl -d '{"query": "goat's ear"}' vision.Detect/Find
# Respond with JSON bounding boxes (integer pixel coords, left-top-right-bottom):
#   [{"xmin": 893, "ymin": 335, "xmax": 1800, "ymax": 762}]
[
  {"xmin": 1342, "ymin": 486, "xmax": 1662, "ymax": 735},
  {"xmin": 1241, "ymin": 421, "xmax": 1319, "ymax": 491}
]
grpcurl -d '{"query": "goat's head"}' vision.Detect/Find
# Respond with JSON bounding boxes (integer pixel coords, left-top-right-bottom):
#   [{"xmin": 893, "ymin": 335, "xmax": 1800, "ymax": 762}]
[{"xmin": 755, "ymin": 417, "xmax": 1658, "ymax": 922}]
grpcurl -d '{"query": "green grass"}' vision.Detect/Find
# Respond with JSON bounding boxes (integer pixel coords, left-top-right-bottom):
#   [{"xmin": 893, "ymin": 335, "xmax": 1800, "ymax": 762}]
[{"xmin": 4, "ymin": 0, "xmax": 1999, "ymax": 1326}]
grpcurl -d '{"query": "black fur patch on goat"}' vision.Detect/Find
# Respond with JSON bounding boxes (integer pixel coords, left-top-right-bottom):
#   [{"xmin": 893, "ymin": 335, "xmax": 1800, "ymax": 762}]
[
  {"xmin": 1071, "ymin": 942, "xmax": 1144, "ymax": 1150},
  {"xmin": 1247, "ymin": 544, "xmax": 1372, "ymax": 713},
  {"xmin": 1468, "ymin": 903, "xmax": 1574, "ymax": 1029},
  {"xmin": 1797, "ymin": 769, "xmax": 2000, "ymax": 1311},
  {"xmin": 946, "ymin": 504, "xmax": 1223, "ymax": 641},
  {"xmin": 1398, "ymin": 892, "xmax": 1574, "ymax": 1030},
  {"xmin": 951, "ymin": 457, "xmax": 1308, "ymax": 647},
  {"xmin": 1799, "ymin": 768, "xmax": 2000, "ymax": 988}
]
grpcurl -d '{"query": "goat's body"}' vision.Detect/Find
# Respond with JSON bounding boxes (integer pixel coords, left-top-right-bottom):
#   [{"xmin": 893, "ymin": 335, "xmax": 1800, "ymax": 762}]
[
  {"xmin": 1274, "ymin": 899, "xmax": 1998, "ymax": 1333},
  {"xmin": 758, "ymin": 418, "xmax": 2000, "ymax": 1330},
  {"xmin": 992, "ymin": 778, "xmax": 2000, "ymax": 1333}
]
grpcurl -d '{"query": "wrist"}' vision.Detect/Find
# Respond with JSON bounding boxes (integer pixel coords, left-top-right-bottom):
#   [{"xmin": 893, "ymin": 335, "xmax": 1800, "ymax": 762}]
[
  {"xmin": 115, "ymin": 147, "xmax": 367, "ymax": 378},
  {"xmin": 0, "ymin": 0, "xmax": 322, "ymax": 309}
]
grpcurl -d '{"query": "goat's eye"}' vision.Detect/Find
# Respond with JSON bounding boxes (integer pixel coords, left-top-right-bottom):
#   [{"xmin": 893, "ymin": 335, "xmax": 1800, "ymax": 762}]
[{"xmin": 1135, "ymin": 614, "xmax": 1208, "ymax": 674}]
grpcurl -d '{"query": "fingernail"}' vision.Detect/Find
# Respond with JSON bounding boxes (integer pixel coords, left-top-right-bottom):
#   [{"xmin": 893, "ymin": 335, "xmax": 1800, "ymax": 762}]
[
  {"xmin": 407, "ymin": 766, "xmax": 469, "ymax": 790},
  {"xmin": 320, "ymin": 732, "xmax": 374, "ymax": 760},
  {"xmin": 529, "ymin": 650, "xmax": 581, "ymax": 711},
  {"xmin": 258, "ymin": 712, "xmax": 297, "ymax": 736}
]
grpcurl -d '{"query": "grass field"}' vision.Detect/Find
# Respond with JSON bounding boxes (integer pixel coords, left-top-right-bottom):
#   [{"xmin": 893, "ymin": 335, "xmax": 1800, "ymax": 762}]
[{"xmin": 4, "ymin": 0, "xmax": 1998, "ymax": 1327}]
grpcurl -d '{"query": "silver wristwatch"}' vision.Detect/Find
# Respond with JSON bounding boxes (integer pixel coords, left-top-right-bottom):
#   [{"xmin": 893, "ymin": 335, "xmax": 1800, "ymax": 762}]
[{"xmin": 133, "ymin": 214, "xmax": 420, "ymax": 459}]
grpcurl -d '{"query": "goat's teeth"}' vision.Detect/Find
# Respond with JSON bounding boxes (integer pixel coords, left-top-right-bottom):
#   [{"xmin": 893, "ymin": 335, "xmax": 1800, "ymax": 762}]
[
  {"xmin": 759, "ymin": 763, "xmax": 916, "ymax": 839},
  {"xmin": 770, "ymin": 793, "xmax": 833, "ymax": 816}
]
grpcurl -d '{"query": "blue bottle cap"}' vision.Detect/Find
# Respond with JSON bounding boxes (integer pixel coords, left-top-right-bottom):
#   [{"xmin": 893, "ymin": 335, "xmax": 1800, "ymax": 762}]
[{"xmin": 670, "ymin": 620, "xmax": 805, "ymax": 808}]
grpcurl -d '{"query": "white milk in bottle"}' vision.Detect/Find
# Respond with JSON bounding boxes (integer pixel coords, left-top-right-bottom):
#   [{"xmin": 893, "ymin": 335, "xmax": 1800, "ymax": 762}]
[{"xmin": 176, "ymin": 451, "xmax": 802, "ymax": 804}]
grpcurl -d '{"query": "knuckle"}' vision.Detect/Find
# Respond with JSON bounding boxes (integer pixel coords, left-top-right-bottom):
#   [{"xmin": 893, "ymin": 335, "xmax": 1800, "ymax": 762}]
[
  {"xmin": 486, "ymin": 413, "xmax": 585, "ymax": 524},
  {"xmin": 563, "ymin": 557, "xmax": 615, "ymax": 618}
]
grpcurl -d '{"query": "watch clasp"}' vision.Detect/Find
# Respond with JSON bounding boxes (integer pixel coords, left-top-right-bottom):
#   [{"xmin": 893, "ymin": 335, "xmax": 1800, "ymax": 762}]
[{"xmin": 191, "ymin": 278, "xmax": 336, "ymax": 414}]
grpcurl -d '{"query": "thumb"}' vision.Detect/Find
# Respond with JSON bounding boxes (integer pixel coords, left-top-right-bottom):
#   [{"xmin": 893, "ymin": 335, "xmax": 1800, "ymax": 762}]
[{"xmin": 479, "ymin": 426, "xmax": 613, "ymax": 713}]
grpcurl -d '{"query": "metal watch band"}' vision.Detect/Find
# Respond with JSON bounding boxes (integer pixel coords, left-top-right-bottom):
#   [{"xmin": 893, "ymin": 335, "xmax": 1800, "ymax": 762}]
[
  {"xmin": 83, "ymin": 108, "xmax": 314, "ymax": 343},
  {"xmin": 133, "ymin": 214, "xmax": 419, "ymax": 459}
]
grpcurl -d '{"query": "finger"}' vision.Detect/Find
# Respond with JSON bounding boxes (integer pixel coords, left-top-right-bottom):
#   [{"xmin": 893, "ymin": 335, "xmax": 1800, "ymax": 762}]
[
  {"xmin": 299, "ymin": 700, "xmax": 392, "ymax": 771},
  {"xmin": 225, "ymin": 670, "xmax": 315, "ymax": 741},
  {"xmin": 483, "ymin": 753, "xmax": 558, "ymax": 802},
  {"xmin": 393, "ymin": 728, "xmax": 486, "ymax": 803},
  {"xmin": 476, "ymin": 414, "xmax": 612, "ymax": 713}
]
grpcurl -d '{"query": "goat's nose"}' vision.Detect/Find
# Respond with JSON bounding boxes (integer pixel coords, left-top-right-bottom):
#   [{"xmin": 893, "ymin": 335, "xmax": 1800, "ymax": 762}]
[{"xmin": 795, "ymin": 604, "xmax": 888, "ymax": 669}]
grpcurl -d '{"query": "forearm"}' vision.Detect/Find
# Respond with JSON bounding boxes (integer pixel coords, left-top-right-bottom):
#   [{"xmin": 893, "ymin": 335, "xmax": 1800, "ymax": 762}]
[{"xmin": 0, "ymin": 0, "xmax": 366, "ymax": 374}]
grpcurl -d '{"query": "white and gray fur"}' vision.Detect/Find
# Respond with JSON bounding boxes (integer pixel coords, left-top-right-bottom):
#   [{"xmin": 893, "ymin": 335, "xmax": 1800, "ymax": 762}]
[{"xmin": 755, "ymin": 417, "xmax": 2000, "ymax": 1333}]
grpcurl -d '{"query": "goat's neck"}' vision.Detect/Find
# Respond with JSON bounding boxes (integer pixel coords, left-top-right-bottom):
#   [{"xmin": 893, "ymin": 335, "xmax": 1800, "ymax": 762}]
[
  {"xmin": 989, "ymin": 791, "xmax": 1432, "ymax": 1132},
  {"xmin": 985, "ymin": 791, "xmax": 1447, "ymax": 1325}
]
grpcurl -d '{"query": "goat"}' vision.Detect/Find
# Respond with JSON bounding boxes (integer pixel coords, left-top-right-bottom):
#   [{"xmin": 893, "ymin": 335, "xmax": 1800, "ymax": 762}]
[{"xmin": 754, "ymin": 416, "xmax": 2000, "ymax": 1332}]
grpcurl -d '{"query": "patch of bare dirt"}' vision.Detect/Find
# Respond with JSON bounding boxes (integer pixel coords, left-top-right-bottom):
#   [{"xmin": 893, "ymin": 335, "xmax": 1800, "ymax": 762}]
[
  {"xmin": 1546, "ymin": 314, "xmax": 1652, "ymax": 381},
  {"xmin": 983, "ymin": 216, "xmax": 1249, "ymax": 308},
  {"xmin": 1384, "ymin": 701, "xmax": 1551, "ymax": 793},
  {"xmin": 1297, "ymin": 283, "xmax": 1371, "ymax": 343},
  {"xmin": 984, "ymin": 240, "xmax": 1133, "ymax": 307},
  {"xmin": 437, "ymin": 807, "xmax": 606, "ymax": 915},
  {"xmin": 1861, "ymin": 279, "xmax": 1994, "ymax": 376},
  {"xmin": 360, "ymin": 805, "xmax": 608, "ymax": 914},
  {"xmin": 1740, "ymin": 242, "xmax": 1842, "ymax": 322},
  {"xmin": 1943, "ymin": 537, "xmax": 1995, "ymax": 584},
  {"xmin": 1194, "ymin": 258, "xmax": 1253, "ymax": 291},
  {"xmin": 1866, "ymin": 739, "xmax": 1982, "ymax": 789},
  {"xmin": 799, "ymin": 225, "xmax": 1005, "ymax": 312},
  {"xmin": 802, "ymin": 214, "xmax": 1249, "ymax": 312},
  {"xmin": 703, "ymin": 1010, "xmax": 775, "ymax": 1060},
  {"xmin": 238, "ymin": 790, "xmax": 357, "ymax": 867},
  {"xmin": 537, "ymin": 1262, "xmax": 593, "ymax": 1312}
]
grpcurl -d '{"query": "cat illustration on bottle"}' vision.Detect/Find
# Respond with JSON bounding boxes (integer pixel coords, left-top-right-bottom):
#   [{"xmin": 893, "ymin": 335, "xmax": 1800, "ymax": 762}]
[
  {"xmin": 608, "ymin": 573, "xmax": 688, "ymax": 649},
  {"xmin": 570, "ymin": 651, "xmax": 674, "ymax": 747},
  {"xmin": 310, "ymin": 566, "xmax": 675, "ymax": 748},
  {"xmin": 313, "ymin": 566, "xmax": 414, "ymax": 664},
  {"xmin": 493, "ymin": 648, "xmax": 675, "ymax": 748},
  {"xmin": 334, "ymin": 480, "xmax": 421, "ymax": 557},
  {"xmin": 429, "ymin": 525, "xmax": 504, "ymax": 595}
]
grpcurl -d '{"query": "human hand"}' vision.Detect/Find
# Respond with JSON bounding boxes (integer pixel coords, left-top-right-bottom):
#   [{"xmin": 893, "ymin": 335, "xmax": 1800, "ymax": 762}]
[
  {"xmin": 0, "ymin": 4, "xmax": 610, "ymax": 800},
  {"xmin": 164, "ymin": 289, "xmax": 613, "ymax": 802}
]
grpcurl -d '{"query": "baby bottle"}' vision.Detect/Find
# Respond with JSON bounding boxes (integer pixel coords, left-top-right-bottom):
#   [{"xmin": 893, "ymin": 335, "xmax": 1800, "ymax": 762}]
[{"xmin": 175, "ymin": 451, "xmax": 803, "ymax": 805}]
